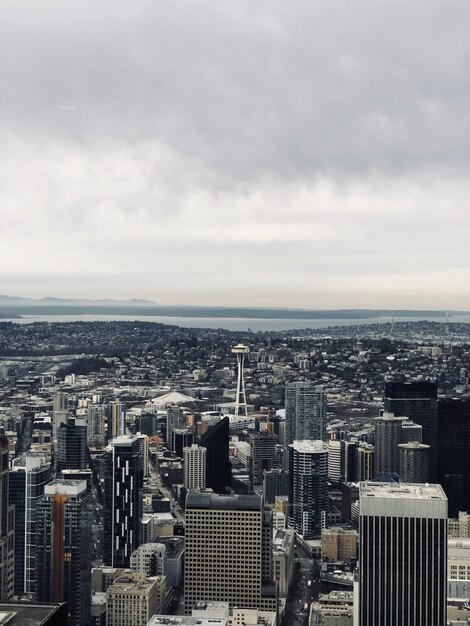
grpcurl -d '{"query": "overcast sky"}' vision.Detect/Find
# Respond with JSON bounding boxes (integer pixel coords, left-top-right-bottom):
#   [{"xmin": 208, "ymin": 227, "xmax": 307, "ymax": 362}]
[{"xmin": 1, "ymin": 0, "xmax": 470, "ymax": 308}]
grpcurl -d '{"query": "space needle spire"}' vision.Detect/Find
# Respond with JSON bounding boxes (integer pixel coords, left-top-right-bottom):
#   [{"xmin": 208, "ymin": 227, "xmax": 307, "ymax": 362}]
[{"xmin": 232, "ymin": 343, "xmax": 249, "ymax": 416}]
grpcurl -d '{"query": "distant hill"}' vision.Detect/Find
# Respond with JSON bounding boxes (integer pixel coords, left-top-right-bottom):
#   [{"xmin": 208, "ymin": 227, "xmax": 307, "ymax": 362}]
[{"xmin": 0, "ymin": 295, "xmax": 157, "ymax": 307}]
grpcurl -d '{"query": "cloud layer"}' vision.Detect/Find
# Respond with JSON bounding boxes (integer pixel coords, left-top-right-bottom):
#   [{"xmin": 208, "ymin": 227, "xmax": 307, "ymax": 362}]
[{"xmin": 1, "ymin": 0, "xmax": 470, "ymax": 307}]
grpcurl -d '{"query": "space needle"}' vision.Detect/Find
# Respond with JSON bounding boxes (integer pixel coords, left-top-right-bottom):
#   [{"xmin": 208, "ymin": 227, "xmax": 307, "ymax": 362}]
[{"xmin": 232, "ymin": 343, "xmax": 249, "ymax": 416}]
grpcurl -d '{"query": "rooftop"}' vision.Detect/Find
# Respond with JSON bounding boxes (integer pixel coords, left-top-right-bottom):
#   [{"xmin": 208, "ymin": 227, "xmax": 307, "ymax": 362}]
[
  {"xmin": 186, "ymin": 492, "xmax": 261, "ymax": 511},
  {"xmin": 148, "ymin": 618, "xmax": 227, "ymax": 626},
  {"xmin": 360, "ymin": 482, "xmax": 446, "ymax": 500},
  {"xmin": 290, "ymin": 440, "xmax": 327, "ymax": 453}
]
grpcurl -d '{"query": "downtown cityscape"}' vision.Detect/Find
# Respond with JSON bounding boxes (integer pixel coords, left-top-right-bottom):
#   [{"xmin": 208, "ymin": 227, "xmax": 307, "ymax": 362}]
[
  {"xmin": 1, "ymin": 314, "xmax": 470, "ymax": 624},
  {"xmin": 2, "ymin": 0, "xmax": 470, "ymax": 625}
]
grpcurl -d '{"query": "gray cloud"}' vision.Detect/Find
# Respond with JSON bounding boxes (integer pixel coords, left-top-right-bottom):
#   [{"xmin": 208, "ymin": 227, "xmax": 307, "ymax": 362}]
[{"xmin": 1, "ymin": 0, "xmax": 470, "ymax": 306}]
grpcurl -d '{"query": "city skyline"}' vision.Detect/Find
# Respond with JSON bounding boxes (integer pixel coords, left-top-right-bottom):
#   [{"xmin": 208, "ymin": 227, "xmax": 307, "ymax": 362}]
[{"xmin": 1, "ymin": 0, "xmax": 470, "ymax": 308}]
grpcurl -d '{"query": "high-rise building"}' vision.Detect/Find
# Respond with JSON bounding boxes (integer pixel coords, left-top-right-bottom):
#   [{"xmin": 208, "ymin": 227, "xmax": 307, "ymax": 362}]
[
  {"xmin": 105, "ymin": 572, "xmax": 165, "ymax": 626},
  {"xmin": 55, "ymin": 416, "xmax": 88, "ymax": 475},
  {"xmin": 285, "ymin": 382, "xmax": 326, "ymax": 446},
  {"xmin": 9, "ymin": 454, "xmax": 51, "ymax": 596},
  {"xmin": 166, "ymin": 405, "xmax": 185, "ymax": 444},
  {"xmin": 263, "ymin": 468, "xmax": 289, "ymax": 505},
  {"xmin": 107, "ymin": 400, "xmax": 125, "ymax": 440},
  {"xmin": 374, "ymin": 412, "xmax": 402, "ymax": 477},
  {"xmin": 358, "ymin": 482, "xmax": 447, "ymax": 626},
  {"xmin": 130, "ymin": 543, "xmax": 166, "ymax": 577},
  {"xmin": 356, "ymin": 444, "xmax": 374, "ymax": 481},
  {"xmin": 200, "ymin": 417, "xmax": 231, "ymax": 494},
  {"xmin": 398, "ymin": 441, "xmax": 430, "ymax": 483},
  {"xmin": 232, "ymin": 344, "xmax": 249, "ymax": 417},
  {"xmin": 327, "ymin": 439, "xmax": 342, "ymax": 484},
  {"xmin": 172, "ymin": 428, "xmax": 194, "ymax": 457},
  {"xmin": 52, "ymin": 409, "xmax": 69, "ymax": 441},
  {"xmin": 36, "ymin": 480, "xmax": 92, "ymax": 626},
  {"xmin": 103, "ymin": 435, "xmax": 143, "ymax": 567},
  {"xmin": 248, "ymin": 430, "xmax": 278, "ymax": 485},
  {"xmin": 183, "ymin": 444, "xmax": 206, "ymax": 490},
  {"xmin": 87, "ymin": 404, "xmax": 106, "ymax": 447},
  {"xmin": 0, "ymin": 435, "xmax": 14, "ymax": 601},
  {"xmin": 438, "ymin": 398, "xmax": 470, "ymax": 516},
  {"xmin": 184, "ymin": 493, "xmax": 276, "ymax": 613},
  {"xmin": 288, "ymin": 440, "xmax": 328, "ymax": 539},
  {"xmin": 384, "ymin": 381, "xmax": 438, "ymax": 480}
]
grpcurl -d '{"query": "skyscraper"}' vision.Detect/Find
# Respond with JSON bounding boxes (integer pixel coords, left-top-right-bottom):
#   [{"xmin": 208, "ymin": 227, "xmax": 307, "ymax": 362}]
[
  {"xmin": 9, "ymin": 454, "xmax": 51, "ymax": 596},
  {"xmin": 55, "ymin": 416, "xmax": 88, "ymax": 475},
  {"xmin": 183, "ymin": 444, "xmax": 206, "ymax": 490},
  {"xmin": 438, "ymin": 398, "xmax": 470, "ymax": 516},
  {"xmin": 359, "ymin": 482, "xmax": 447, "ymax": 626},
  {"xmin": 248, "ymin": 430, "xmax": 278, "ymax": 485},
  {"xmin": 184, "ymin": 493, "xmax": 276, "ymax": 613},
  {"xmin": 107, "ymin": 400, "xmax": 125, "ymax": 440},
  {"xmin": 374, "ymin": 412, "xmax": 402, "ymax": 477},
  {"xmin": 200, "ymin": 417, "xmax": 231, "ymax": 494},
  {"xmin": 36, "ymin": 480, "xmax": 92, "ymax": 626},
  {"xmin": 0, "ymin": 435, "xmax": 14, "ymax": 601},
  {"xmin": 87, "ymin": 403, "xmax": 106, "ymax": 447},
  {"xmin": 103, "ymin": 435, "xmax": 143, "ymax": 567},
  {"xmin": 398, "ymin": 441, "xmax": 430, "ymax": 483},
  {"xmin": 285, "ymin": 382, "xmax": 326, "ymax": 446},
  {"xmin": 384, "ymin": 381, "xmax": 438, "ymax": 480},
  {"xmin": 288, "ymin": 440, "xmax": 328, "ymax": 539}
]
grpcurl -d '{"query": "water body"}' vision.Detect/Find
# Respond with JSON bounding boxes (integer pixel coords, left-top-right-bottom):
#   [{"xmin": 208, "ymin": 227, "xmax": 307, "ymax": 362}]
[{"xmin": 3, "ymin": 313, "xmax": 470, "ymax": 332}]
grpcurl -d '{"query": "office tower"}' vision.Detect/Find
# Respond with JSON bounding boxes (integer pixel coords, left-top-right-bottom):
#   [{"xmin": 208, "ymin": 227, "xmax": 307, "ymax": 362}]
[
  {"xmin": 200, "ymin": 417, "xmax": 231, "ymax": 494},
  {"xmin": 137, "ymin": 412, "xmax": 158, "ymax": 437},
  {"xmin": 55, "ymin": 416, "xmax": 88, "ymax": 475},
  {"xmin": 103, "ymin": 435, "xmax": 143, "ymax": 567},
  {"xmin": 0, "ymin": 435, "xmax": 14, "ymax": 601},
  {"xmin": 285, "ymin": 382, "xmax": 326, "ymax": 446},
  {"xmin": 172, "ymin": 428, "xmax": 194, "ymax": 457},
  {"xmin": 130, "ymin": 543, "xmax": 166, "ymax": 577},
  {"xmin": 359, "ymin": 482, "xmax": 447, "ymax": 626},
  {"xmin": 356, "ymin": 443, "xmax": 374, "ymax": 481},
  {"xmin": 107, "ymin": 400, "xmax": 125, "ymax": 440},
  {"xmin": 288, "ymin": 440, "xmax": 328, "ymax": 539},
  {"xmin": 184, "ymin": 493, "xmax": 276, "ymax": 613},
  {"xmin": 36, "ymin": 480, "xmax": 92, "ymax": 626},
  {"xmin": 248, "ymin": 430, "xmax": 278, "ymax": 485},
  {"xmin": 136, "ymin": 433, "xmax": 149, "ymax": 477},
  {"xmin": 327, "ymin": 439, "xmax": 342, "ymax": 483},
  {"xmin": 184, "ymin": 444, "xmax": 206, "ymax": 490},
  {"xmin": 52, "ymin": 409, "xmax": 69, "ymax": 441},
  {"xmin": 374, "ymin": 412, "xmax": 402, "ymax": 477},
  {"xmin": 9, "ymin": 454, "xmax": 51, "ymax": 596},
  {"xmin": 106, "ymin": 572, "xmax": 165, "ymax": 626},
  {"xmin": 166, "ymin": 404, "xmax": 185, "ymax": 443},
  {"xmin": 87, "ymin": 404, "xmax": 106, "ymax": 447},
  {"xmin": 263, "ymin": 468, "xmax": 289, "ymax": 505},
  {"xmin": 53, "ymin": 392, "xmax": 68, "ymax": 413},
  {"xmin": 438, "ymin": 398, "xmax": 470, "ymax": 516},
  {"xmin": 384, "ymin": 381, "xmax": 438, "ymax": 479},
  {"xmin": 232, "ymin": 343, "xmax": 249, "ymax": 417},
  {"xmin": 340, "ymin": 482, "xmax": 359, "ymax": 524},
  {"xmin": 398, "ymin": 441, "xmax": 430, "ymax": 483},
  {"xmin": 400, "ymin": 419, "xmax": 423, "ymax": 443}
]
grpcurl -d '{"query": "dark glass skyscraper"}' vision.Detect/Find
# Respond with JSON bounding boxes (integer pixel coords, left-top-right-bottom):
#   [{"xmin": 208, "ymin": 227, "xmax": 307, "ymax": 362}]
[
  {"xmin": 55, "ymin": 416, "xmax": 88, "ymax": 475},
  {"xmin": 438, "ymin": 398, "xmax": 470, "ymax": 516},
  {"xmin": 103, "ymin": 435, "xmax": 143, "ymax": 567},
  {"xmin": 384, "ymin": 381, "xmax": 438, "ymax": 480},
  {"xmin": 285, "ymin": 382, "xmax": 326, "ymax": 446},
  {"xmin": 200, "ymin": 416, "xmax": 231, "ymax": 494}
]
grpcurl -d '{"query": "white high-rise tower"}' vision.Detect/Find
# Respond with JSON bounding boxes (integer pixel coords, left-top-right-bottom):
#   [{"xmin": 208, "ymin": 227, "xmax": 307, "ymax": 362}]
[{"xmin": 232, "ymin": 344, "xmax": 249, "ymax": 416}]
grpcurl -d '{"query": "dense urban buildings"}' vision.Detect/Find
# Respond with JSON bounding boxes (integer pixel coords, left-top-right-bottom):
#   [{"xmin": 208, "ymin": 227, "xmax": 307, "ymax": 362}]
[
  {"xmin": 2, "ymin": 317, "xmax": 470, "ymax": 623},
  {"xmin": 0, "ymin": 435, "xmax": 14, "ymax": 601}
]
